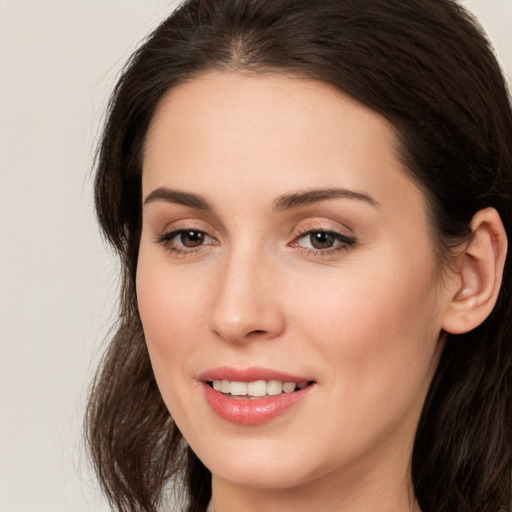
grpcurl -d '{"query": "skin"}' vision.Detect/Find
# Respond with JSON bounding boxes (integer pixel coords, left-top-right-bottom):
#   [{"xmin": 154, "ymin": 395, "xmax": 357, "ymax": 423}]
[{"xmin": 136, "ymin": 71, "xmax": 465, "ymax": 512}]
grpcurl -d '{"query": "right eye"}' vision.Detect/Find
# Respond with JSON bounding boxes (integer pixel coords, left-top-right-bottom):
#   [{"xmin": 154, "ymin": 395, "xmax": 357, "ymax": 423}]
[
  {"xmin": 156, "ymin": 229, "xmax": 216, "ymax": 254},
  {"xmin": 174, "ymin": 230, "xmax": 208, "ymax": 247}
]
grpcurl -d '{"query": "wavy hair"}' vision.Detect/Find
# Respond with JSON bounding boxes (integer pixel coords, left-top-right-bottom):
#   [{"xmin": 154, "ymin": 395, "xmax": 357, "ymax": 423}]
[{"xmin": 85, "ymin": 1, "xmax": 512, "ymax": 511}]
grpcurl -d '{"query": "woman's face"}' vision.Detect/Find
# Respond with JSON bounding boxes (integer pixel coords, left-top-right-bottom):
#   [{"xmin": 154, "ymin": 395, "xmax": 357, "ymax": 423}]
[{"xmin": 137, "ymin": 72, "xmax": 451, "ymax": 490}]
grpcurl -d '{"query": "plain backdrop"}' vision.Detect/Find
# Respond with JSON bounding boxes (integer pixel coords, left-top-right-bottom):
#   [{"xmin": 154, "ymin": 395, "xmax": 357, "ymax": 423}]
[{"xmin": 0, "ymin": 1, "xmax": 510, "ymax": 511}]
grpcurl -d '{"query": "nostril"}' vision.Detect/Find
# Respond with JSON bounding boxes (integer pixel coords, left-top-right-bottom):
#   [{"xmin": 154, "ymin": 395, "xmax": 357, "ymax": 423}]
[{"xmin": 209, "ymin": 298, "xmax": 286, "ymax": 343}]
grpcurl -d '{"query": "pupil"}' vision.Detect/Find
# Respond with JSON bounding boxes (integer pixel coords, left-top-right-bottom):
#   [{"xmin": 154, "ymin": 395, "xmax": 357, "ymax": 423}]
[
  {"xmin": 310, "ymin": 232, "xmax": 334, "ymax": 249},
  {"xmin": 181, "ymin": 231, "xmax": 204, "ymax": 247}
]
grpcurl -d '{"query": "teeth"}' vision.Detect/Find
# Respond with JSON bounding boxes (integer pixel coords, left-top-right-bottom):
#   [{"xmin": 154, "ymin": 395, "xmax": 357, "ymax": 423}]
[
  {"xmin": 282, "ymin": 381, "xmax": 296, "ymax": 393},
  {"xmin": 211, "ymin": 379, "xmax": 310, "ymax": 397},
  {"xmin": 247, "ymin": 380, "xmax": 267, "ymax": 396},
  {"xmin": 220, "ymin": 379, "xmax": 231, "ymax": 393},
  {"xmin": 230, "ymin": 381, "xmax": 247, "ymax": 396},
  {"xmin": 267, "ymin": 379, "xmax": 283, "ymax": 396}
]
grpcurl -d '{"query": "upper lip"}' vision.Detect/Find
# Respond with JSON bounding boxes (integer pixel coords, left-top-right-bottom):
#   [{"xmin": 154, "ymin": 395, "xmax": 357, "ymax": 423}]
[{"xmin": 198, "ymin": 366, "xmax": 314, "ymax": 383}]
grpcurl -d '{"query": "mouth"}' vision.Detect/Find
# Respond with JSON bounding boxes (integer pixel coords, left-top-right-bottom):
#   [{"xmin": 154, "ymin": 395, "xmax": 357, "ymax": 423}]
[
  {"xmin": 207, "ymin": 379, "xmax": 313, "ymax": 399},
  {"xmin": 199, "ymin": 368, "xmax": 317, "ymax": 425}
]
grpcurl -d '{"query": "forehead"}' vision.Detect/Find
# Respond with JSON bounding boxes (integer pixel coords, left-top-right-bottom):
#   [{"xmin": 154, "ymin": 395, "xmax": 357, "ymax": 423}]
[{"xmin": 142, "ymin": 71, "xmax": 422, "ymax": 214}]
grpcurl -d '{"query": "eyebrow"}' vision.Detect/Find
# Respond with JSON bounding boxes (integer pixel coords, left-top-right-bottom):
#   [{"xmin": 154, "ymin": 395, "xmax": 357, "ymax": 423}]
[
  {"xmin": 273, "ymin": 187, "xmax": 379, "ymax": 211},
  {"xmin": 143, "ymin": 186, "xmax": 379, "ymax": 211},
  {"xmin": 143, "ymin": 187, "xmax": 213, "ymax": 210}
]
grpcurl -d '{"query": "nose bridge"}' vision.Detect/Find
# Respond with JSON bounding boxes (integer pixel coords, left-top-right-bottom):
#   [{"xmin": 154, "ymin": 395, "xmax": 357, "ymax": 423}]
[{"xmin": 208, "ymin": 242, "xmax": 284, "ymax": 343}]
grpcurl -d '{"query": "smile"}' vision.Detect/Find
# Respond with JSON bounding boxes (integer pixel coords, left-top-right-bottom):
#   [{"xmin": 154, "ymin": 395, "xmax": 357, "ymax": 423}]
[
  {"xmin": 199, "ymin": 368, "xmax": 316, "ymax": 425},
  {"xmin": 210, "ymin": 379, "xmax": 310, "ymax": 398}
]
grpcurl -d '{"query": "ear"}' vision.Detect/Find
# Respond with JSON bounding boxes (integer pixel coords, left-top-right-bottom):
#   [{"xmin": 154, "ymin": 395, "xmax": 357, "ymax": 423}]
[{"xmin": 442, "ymin": 207, "xmax": 508, "ymax": 335}]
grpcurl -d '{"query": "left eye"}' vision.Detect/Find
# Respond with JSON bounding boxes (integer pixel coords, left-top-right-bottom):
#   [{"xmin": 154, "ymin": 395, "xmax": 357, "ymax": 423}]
[{"xmin": 297, "ymin": 231, "xmax": 355, "ymax": 250}]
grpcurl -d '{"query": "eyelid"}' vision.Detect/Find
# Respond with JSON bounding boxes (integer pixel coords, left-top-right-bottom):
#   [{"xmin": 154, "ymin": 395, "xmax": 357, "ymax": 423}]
[
  {"xmin": 158, "ymin": 228, "xmax": 215, "ymax": 245},
  {"xmin": 293, "ymin": 219, "xmax": 355, "ymax": 240},
  {"xmin": 154, "ymin": 220, "xmax": 219, "ymax": 256},
  {"xmin": 152, "ymin": 218, "xmax": 356, "ymax": 258},
  {"xmin": 292, "ymin": 229, "xmax": 356, "ymax": 247},
  {"xmin": 155, "ymin": 216, "xmax": 219, "ymax": 238},
  {"xmin": 289, "ymin": 221, "xmax": 357, "ymax": 255}
]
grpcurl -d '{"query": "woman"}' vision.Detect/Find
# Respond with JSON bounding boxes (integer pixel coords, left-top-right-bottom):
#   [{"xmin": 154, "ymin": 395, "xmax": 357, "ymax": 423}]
[{"xmin": 85, "ymin": 1, "xmax": 512, "ymax": 511}]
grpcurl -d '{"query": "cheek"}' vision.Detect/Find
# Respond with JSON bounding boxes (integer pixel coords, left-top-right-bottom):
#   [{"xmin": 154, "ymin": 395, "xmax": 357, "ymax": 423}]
[
  {"xmin": 136, "ymin": 260, "xmax": 214, "ymax": 438},
  {"xmin": 137, "ymin": 244, "xmax": 210, "ymax": 336},
  {"xmin": 135, "ymin": 251, "xmax": 209, "ymax": 393},
  {"xmin": 291, "ymin": 249, "xmax": 441, "ymax": 404}
]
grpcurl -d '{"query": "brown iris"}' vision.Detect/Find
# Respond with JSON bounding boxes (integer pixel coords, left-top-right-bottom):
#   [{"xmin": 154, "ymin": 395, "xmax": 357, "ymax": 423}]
[
  {"xmin": 180, "ymin": 230, "xmax": 205, "ymax": 247},
  {"xmin": 309, "ymin": 232, "xmax": 336, "ymax": 249}
]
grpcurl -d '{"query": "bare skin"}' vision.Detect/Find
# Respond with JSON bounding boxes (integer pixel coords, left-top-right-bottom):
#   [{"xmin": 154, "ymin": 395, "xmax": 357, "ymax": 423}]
[{"xmin": 137, "ymin": 71, "xmax": 506, "ymax": 512}]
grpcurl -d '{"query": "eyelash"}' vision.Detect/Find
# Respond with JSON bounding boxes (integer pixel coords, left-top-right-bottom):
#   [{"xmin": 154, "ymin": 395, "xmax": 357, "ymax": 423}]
[
  {"xmin": 155, "ymin": 226, "xmax": 357, "ymax": 258},
  {"xmin": 155, "ymin": 229, "xmax": 217, "ymax": 257},
  {"xmin": 291, "ymin": 226, "xmax": 357, "ymax": 257}
]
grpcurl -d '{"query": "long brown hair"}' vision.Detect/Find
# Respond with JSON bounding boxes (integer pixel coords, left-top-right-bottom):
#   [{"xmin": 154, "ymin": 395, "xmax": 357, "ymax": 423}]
[{"xmin": 85, "ymin": 1, "xmax": 512, "ymax": 511}]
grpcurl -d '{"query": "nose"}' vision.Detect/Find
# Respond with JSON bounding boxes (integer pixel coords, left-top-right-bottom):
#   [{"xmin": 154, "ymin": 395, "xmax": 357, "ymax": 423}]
[{"xmin": 208, "ymin": 250, "xmax": 285, "ymax": 344}]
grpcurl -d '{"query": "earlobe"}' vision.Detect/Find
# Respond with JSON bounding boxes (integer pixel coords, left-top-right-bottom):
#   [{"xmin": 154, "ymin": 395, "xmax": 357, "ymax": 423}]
[{"xmin": 442, "ymin": 208, "xmax": 507, "ymax": 335}]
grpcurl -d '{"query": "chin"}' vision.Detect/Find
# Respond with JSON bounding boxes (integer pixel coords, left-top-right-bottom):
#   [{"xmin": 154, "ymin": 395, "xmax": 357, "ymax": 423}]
[
  {"xmin": 192, "ymin": 437, "xmax": 332, "ymax": 490},
  {"xmin": 211, "ymin": 460, "xmax": 316, "ymax": 489}
]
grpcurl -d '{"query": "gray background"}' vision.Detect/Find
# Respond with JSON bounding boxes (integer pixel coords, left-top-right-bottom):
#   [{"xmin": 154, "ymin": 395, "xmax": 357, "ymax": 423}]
[{"xmin": 1, "ymin": 1, "xmax": 510, "ymax": 511}]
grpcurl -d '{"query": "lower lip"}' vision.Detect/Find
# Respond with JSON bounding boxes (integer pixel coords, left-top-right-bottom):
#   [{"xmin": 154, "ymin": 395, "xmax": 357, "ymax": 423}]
[{"xmin": 202, "ymin": 383, "xmax": 315, "ymax": 425}]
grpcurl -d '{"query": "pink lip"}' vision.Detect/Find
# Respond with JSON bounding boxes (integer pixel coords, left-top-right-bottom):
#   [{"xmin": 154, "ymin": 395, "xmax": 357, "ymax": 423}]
[
  {"xmin": 198, "ymin": 367, "xmax": 316, "ymax": 425},
  {"xmin": 198, "ymin": 366, "xmax": 312, "ymax": 383}
]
